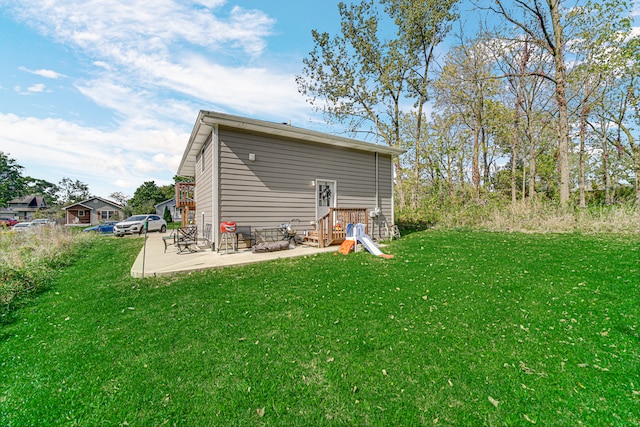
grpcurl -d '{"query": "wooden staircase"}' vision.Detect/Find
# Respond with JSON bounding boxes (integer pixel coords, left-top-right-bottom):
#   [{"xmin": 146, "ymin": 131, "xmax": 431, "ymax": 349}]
[
  {"xmin": 305, "ymin": 208, "xmax": 369, "ymax": 248},
  {"xmin": 176, "ymin": 182, "xmax": 196, "ymax": 226}
]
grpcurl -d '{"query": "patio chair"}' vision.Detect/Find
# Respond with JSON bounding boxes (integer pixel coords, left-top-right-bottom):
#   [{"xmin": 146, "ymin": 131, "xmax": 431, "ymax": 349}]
[
  {"xmin": 235, "ymin": 225, "xmax": 256, "ymax": 249},
  {"xmin": 163, "ymin": 230, "xmax": 178, "ymax": 253},
  {"xmin": 176, "ymin": 225, "xmax": 198, "ymax": 253}
]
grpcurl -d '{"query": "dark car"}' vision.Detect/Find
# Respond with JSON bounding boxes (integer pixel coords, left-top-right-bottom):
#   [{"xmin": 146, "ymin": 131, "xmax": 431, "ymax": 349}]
[
  {"xmin": 84, "ymin": 221, "xmax": 117, "ymax": 234},
  {"xmin": 0, "ymin": 217, "xmax": 19, "ymax": 227}
]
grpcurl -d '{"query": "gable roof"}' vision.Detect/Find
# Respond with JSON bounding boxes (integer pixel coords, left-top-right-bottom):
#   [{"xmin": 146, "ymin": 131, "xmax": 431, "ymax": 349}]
[
  {"xmin": 154, "ymin": 198, "xmax": 175, "ymax": 209},
  {"xmin": 8, "ymin": 195, "xmax": 47, "ymax": 207},
  {"xmin": 178, "ymin": 110, "xmax": 405, "ymax": 177},
  {"xmin": 63, "ymin": 196, "xmax": 124, "ymax": 211}
]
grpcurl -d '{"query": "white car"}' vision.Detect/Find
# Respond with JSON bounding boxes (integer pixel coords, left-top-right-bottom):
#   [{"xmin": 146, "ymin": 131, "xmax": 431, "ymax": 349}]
[
  {"xmin": 114, "ymin": 215, "xmax": 167, "ymax": 236},
  {"xmin": 31, "ymin": 218, "xmax": 56, "ymax": 226},
  {"xmin": 12, "ymin": 222, "xmax": 35, "ymax": 231}
]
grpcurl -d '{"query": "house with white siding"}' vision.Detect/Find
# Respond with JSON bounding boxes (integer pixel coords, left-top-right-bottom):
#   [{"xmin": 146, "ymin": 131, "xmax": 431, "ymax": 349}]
[{"xmin": 177, "ymin": 111, "xmax": 404, "ymax": 249}]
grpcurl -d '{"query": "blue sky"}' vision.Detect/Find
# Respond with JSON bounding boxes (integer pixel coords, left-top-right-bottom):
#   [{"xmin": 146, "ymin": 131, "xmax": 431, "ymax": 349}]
[
  {"xmin": 0, "ymin": 0, "xmax": 346, "ymax": 199},
  {"xmin": 0, "ymin": 0, "xmax": 639, "ymax": 200}
]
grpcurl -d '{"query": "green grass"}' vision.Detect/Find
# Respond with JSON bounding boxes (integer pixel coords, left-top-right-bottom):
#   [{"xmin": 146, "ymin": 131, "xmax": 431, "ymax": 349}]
[{"xmin": 1, "ymin": 230, "xmax": 639, "ymax": 426}]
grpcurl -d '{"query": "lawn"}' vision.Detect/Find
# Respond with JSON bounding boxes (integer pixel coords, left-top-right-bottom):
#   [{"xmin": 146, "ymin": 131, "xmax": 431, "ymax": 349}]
[{"xmin": 1, "ymin": 230, "xmax": 638, "ymax": 426}]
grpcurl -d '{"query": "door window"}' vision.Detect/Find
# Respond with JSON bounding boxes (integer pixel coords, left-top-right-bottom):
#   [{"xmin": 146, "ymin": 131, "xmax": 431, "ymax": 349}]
[{"xmin": 316, "ymin": 180, "xmax": 336, "ymax": 219}]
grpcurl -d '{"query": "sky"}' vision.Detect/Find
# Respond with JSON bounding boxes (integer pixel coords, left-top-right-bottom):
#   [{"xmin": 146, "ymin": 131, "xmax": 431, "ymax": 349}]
[
  {"xmin": 1, "ymin": 0, "xmax": 639, "ymax": 201},
  {"xmin": 0, "ymin": 0, "xmax": 346, "ymax": 199}
]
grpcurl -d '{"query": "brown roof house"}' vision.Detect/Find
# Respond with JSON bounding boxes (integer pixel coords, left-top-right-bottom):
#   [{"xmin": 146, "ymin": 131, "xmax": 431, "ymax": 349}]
[
  {"xmin": 0, "ymin": 195, "xmax": 48, "ymax": 220},
  {"xmin": 176, "ymin": 111, "xmax": 404, "ymax": 250},
  {"xmin": 64, "ymin": 197, "xmax": 125, "ymax": 226}
]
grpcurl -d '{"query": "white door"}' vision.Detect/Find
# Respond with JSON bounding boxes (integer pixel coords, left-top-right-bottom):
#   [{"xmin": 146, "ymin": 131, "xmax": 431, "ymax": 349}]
[{"xmin": 316, "ymin": 180, "xmax": 336, "ymax": 219}]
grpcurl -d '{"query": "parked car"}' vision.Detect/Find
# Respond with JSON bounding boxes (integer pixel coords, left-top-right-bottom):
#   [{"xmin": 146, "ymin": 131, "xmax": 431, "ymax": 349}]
[
  {"xmin": 0, "ymin": 217, "xmax": 19, "ymax": 227},
  {"xmin": 31, "ymin": 218, "xmax": 56, "ymax": 226},
  {"xmin": 83, "ymin": 221, "xmax": 118, "ymax": 234},
  {"xmin": 12, "ymin": 222, "xmax": 35, "ymax": 231},
  {"xmin": 114, "ymin": 215, "xmax": 167, "ymax": 237}
]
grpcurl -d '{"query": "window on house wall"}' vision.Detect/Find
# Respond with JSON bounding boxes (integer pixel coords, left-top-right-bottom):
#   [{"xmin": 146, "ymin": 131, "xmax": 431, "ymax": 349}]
[
  {"xmin": 201, "ymin": 145, "xmax": 206, "ymax": 172},
  {"xmin": 78, "ymin": 210, "xmax": 85, "ymax": 217},
  {"xmin": 100, "ymin": 210, "xmax": 116, "ymax": 220}
]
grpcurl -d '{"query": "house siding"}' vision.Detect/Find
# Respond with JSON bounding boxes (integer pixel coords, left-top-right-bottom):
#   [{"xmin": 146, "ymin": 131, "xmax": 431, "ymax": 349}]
[
  {"xmin": 195, "ymin": 135, "xmax": 213, "ymax": 227},
  {"xmin": 213, "ymin": 129, "xmax": 393, "ymax": 231},
  {"xmin": 64, "ymin": 197, "xmax": 124, "ymax": 225}
]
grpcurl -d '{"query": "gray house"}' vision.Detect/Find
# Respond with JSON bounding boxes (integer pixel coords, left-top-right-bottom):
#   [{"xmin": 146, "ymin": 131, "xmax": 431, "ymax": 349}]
[
  {"xmin": 0, "ymin": 195, "xmax": 48, "ymax": 220},
  {"xmin": 63, "ymin": 197, "xmax": 124, "ymax": 225},
  {"xmin": 155, "ymin": 198, "xmax": 181, "ymax": 222},
  {"xmin": 177, "ymin": 111, "xmax": 404, "ymax": 248}
]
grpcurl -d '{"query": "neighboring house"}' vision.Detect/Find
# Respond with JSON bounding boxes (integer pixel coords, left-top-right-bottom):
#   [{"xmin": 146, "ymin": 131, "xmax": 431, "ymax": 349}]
[
  {"xmin": 177, "ymin": 110, "xmax": 404, "ymax": 248},
  {"xmin": 64, "ymin": 197, "xmax": 125, "ymax": 226},
  {"xmin": 154, "ymin": 198, "xmax": 181, "ymax": 222},
  {"xmin": 0, "ymin": 195, "xmax": 48, "ymax": 220}
]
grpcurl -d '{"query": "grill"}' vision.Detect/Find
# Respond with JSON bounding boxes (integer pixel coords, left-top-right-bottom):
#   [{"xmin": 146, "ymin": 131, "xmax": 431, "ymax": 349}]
[{"xmin": 220, "ymin": 221, "xmax": 236, "ymax": 233}]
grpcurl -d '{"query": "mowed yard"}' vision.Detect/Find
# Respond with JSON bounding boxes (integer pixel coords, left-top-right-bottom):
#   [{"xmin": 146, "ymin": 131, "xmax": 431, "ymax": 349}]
[{"xmin": 1, "ymin": 230, "xmax": 638, "ymax": 426}]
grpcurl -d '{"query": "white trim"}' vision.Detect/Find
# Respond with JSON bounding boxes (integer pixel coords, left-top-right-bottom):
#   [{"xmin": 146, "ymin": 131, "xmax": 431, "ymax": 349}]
[
  {"xmin": 212, "ymin": 125, "xmax": 220, "ymax": 248},
  {"xmin": 390, "ymin": 157, "xmax": 395, "ymax": 226},
  {"xmin": 315, "ymin": 179, "xmax": 337, "ymax": 220}
]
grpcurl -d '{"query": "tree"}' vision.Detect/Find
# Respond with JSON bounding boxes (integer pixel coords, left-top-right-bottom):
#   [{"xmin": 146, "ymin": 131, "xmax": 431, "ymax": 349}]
[
  {"xmin": 23, "ymin": 177, "xmax": 60, "ymax": 204},
  {"xmin": 163, "ymin": 205, "xmax": 173, "ymax": 223},
  {"xmin": 0, "ymin": 152, "xmax": 25, "ymax": 206},
  {"xmin": 490, "ymin": 0, "xmax": 572, "ymax": 207},
  {"xmin": 130, "ymin": 181, "xmax": 165, "ymax": 214},
  {"xmin": 565, "ymin": 0, "xmax": 634, "ymax": 207},
  {"xmin": 57, "ymin": 177, "xmax": 91, "ymax": 205},
  {"xmin": 159, "ymin": 184, "xmax": 175, "ymax": 202},
  {"xmin": 435, "ymin": 38, "xmax": 499, "ymax": 197},
  {"xmin": 108, "ymin": 192, "xmax": 129, "ymax": 206},
  {"xmin": 297, "ymin": 0, "xmax": 458, "ymax": 209}
]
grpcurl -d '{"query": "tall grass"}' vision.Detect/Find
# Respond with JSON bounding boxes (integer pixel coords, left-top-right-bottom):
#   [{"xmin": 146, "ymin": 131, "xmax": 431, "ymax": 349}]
[
  {"xmin": 0, "ymin": 227, "xmax": 93, "ymax": 309},
  {"xmin": 399, "ymin": 199, "xmax": 639, "ymax": 235}
]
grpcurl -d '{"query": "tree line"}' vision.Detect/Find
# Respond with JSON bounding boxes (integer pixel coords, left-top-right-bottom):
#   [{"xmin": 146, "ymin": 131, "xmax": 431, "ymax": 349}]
[{"xmin": 296, "ymin": 0, "xmax": 639, "ymax": 215}]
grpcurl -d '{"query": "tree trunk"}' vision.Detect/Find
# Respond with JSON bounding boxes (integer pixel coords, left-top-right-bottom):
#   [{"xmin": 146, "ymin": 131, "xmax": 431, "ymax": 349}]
[
  {"xmin": 472, "ymin": 128, "xmax": 481, "ymax": 198},
  {"xmin": 602, "ymin": 125, "xmax": 611, "ymax": 204},
  {"xmin": 528, "ymin": 137, "xmax": 536, "ymax": 200},
  {"xmin": 578, "ymin": 110, "xmax": 587, "ymax": 208},
  {"xmin": 549, "ymin": 0, "xmax": 571, "ymax": 207},
  {"xmin": 512, "ymin": 90, "xmax": 522, "ymax": 203},
  {"xmin": 511, "ymin": 137, "xmax": 518, "ymax": 203}
]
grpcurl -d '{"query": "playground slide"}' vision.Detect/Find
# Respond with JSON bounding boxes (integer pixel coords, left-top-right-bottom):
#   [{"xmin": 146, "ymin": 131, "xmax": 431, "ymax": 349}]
[
  {"xmin": 354, "ymin": 222, "xmax": 394, "ymax": 259},
  {"xmin": 358, "ymin": 233, "xmax": 384, "ymax": 256}
]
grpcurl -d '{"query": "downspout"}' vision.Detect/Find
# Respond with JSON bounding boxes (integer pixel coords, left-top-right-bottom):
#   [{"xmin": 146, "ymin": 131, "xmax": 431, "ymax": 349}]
[
  {"xmin": 375, "ymin": 152, "xmax": 379, "ymax": 209},
  {"xmin": 391, "ymin": 156, "xmax": 395, "ymax": 226},
  {"xmin": 212, "ymin": 124, "xmax": 220, "ymax": 250}
]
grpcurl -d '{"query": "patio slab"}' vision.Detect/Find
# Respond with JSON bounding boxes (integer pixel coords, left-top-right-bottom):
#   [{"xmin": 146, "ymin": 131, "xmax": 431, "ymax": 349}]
[{"xmin": 130, "ymin": 231, "xmax": 339, "ymax": 278}]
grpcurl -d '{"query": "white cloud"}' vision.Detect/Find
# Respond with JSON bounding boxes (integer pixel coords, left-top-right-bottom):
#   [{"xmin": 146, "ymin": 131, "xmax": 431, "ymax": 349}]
[
  {"xmin": 19, "ymin": 66, "xmax": 66, "ymax": 79},
  {"xmin": 92, "ymin": 61, "xmax": 112, "ymax": 71},
  {"xmin": 0, "ymin": 1, "xmax": 320, "ymax": 196},
  {"xmin": 0, "ymin": 113, "xmax": 188, "ymax": 196},
  {"xmin": 27, "ymin": 83, "xmax": 46, "ymax": 93},
  {"xmin": 14, "ymin": 84, "xmax": 49, "ymax": 95},
  {"xmin": 6, "ymin": 1, "xmax": 308, "ymax": 120},
  {"xmin": 10, "ymin": 1, "xmax": 275, "ymax": 58}
]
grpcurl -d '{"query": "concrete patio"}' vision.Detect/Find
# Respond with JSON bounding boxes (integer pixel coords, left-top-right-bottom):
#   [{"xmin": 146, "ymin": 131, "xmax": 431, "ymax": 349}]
[{"xmin": 130, "ymin": 231, "xmax": 339, "ymax": 278}]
